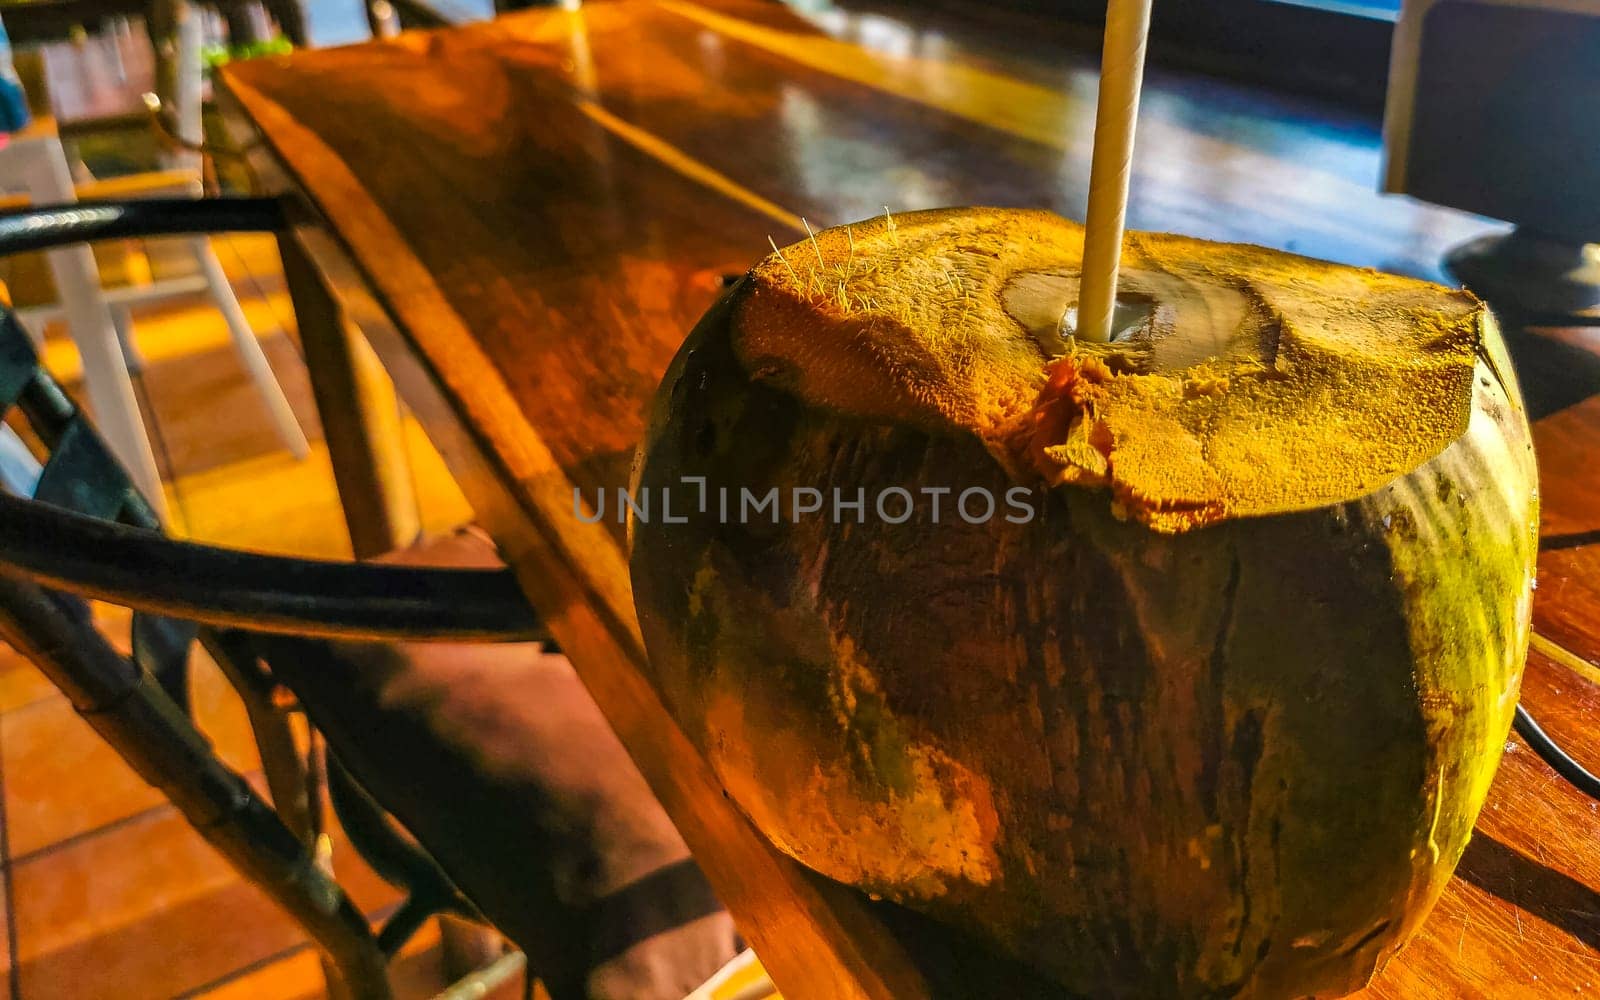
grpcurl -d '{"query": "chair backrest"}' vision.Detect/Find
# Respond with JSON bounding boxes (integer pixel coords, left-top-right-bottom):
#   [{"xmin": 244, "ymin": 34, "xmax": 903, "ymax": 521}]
[{"xmin": 0, "ymin": 197, "xmax": 534, "ymax": 998}]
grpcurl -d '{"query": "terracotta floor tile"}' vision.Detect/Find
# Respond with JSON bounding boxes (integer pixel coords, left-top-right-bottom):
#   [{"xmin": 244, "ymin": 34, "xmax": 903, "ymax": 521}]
[
  {"xmin": 0, "ymin": 646, "xmax": 58, "ymax": 718},
  {"xmin": 167, "ymin": 423, "xmax": 472, "ymax": 560},
  {"xmin": 36, "ymin": 291, "xmax": 297, "ymax": 389},
  {"xmin": 138, "ymin": 334, "xmax": 323, "ymax": 480},
  {"xmin": 90, "ymin": 603, "xmax": 134, "ymax": 658},
  {"xmin": 168, "ymin": 441, "xmax": 360, "ymax": 559},
  {"xmin": 213, "ymin": 237, "xmax": 298, "ymax": 344},
  {"xmin": 0, "ymin": 576, "xmax": 139, "ymax": 720},
  {"xmin": 13, "ymin": 801, "xmax": 401, "ymax": 999},
  {"xmin": 3, "ymin": 648, "xmax": 263, "ymax": 859},
  {"xmin": 217, "ymin": 235, "xmax": 292, "ymax": 297},
  {"xmin": 183, "ymin": 921, "xmax": 512, "ymax": 1000},
  {"xmin": 185, "ymin": 944, "xmax": 329, "ymax": 1000}
]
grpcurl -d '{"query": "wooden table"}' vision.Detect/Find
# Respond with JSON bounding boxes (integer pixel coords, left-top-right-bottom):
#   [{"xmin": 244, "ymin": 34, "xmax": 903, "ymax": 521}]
[{"xmin": 217, "ymin": 2, "xmax": 1600, "ymax": 996}]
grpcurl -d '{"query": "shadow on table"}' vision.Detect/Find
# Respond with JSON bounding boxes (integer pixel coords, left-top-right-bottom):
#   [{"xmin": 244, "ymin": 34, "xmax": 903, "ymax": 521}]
[
  {"xmin": 1503, "ymin": 321, "xmax": 1600, "ymax": 422},
  {"xmin": 1455, "ymin": 833, "xmax": 1600, "ymax": 950}
]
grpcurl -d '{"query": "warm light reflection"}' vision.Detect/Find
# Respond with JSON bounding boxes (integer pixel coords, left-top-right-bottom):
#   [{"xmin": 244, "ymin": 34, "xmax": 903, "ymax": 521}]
[
  {"xmin": 854, "ymin": 14, "xmax": 916, "ymax": 60},
  {"xmin": 774, "ymin": 86, "xmax": 951, "ymax": 221}
]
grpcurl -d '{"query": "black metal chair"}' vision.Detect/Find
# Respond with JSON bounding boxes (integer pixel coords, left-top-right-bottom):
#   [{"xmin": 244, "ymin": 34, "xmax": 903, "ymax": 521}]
[{"xmin": 0, "ymin": 198, "xmax": 736, "ymax": 1000}]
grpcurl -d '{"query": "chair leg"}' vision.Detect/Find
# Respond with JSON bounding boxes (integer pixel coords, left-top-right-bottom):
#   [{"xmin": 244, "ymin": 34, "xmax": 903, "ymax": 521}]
[
  {"xmin": 277, "ymin": 229, "xmax": 420, "ymax": 557},
  {"xmin": 10, "ymin": 134, "xmax": 169, "ymax": 519},
  {"xmin": 191, "ymin": 235, "xmax": 311, "ymax": 459},
  {"xmin": 110, "ymin": 303, "xmax": 143, "ymax": 373}
]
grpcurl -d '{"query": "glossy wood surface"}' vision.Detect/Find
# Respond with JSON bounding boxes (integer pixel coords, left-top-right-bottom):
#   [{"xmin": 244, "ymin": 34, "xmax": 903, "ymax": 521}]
[{"xmin": 220, "ymin": 2, "xmax": 1600, "ymax": 996}]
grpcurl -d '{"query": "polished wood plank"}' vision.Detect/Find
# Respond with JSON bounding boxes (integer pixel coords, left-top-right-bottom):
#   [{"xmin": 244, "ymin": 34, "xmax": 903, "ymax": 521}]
[
  {"xmin": 596, "ymin": 0, "xmax": 1493, "ymax": 280},
  {"xmin": 218, "ymin": 2, "xmax": 1600, "ymax": 996}
]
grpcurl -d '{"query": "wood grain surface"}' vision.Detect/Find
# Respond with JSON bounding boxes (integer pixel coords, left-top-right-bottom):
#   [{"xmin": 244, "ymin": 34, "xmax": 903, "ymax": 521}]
[{"xmin": 220, "ymin": 2, "xmax": 1600, "ymax": 996}]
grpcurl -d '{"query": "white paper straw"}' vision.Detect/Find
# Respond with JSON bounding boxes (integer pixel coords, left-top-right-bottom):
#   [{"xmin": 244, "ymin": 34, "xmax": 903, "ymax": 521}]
[{"xmin": 1077, "ymin": 0, "xmax": 1154, "ymax": 343}]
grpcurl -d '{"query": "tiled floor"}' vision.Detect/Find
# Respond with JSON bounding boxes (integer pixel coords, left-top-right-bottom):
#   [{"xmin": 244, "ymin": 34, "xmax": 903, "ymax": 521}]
[{"xmin": 0, "ymin": 221, "xmax": 524, "ymax": 998}]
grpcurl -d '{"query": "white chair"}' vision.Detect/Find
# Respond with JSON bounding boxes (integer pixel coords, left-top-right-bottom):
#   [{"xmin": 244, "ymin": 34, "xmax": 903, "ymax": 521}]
[
  {"xmin": 0, "ymin": 3, "xmax": 309, "ymax": 522},
  {"xmin": 0, "ymin": 118, "xmax": 172, "ymax": 516}
]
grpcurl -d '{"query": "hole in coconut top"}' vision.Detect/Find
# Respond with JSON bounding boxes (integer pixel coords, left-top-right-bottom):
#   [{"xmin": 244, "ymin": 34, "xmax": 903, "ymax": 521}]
[{"xmin": 1063, "ymin": 297, "xmax": 1155, "ymax": 344}]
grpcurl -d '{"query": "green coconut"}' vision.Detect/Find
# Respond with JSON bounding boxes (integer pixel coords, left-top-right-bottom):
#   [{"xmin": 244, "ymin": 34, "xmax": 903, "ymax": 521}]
[{"xmin": 628, "ymin": 208, "xmax": 1538, "ymax": 998}]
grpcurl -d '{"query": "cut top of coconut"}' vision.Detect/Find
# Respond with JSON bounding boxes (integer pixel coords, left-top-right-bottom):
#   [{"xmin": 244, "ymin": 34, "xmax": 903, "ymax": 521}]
[{"xmin": 732, "ymin": 207, "xmax": 1485, "ymax": 533}]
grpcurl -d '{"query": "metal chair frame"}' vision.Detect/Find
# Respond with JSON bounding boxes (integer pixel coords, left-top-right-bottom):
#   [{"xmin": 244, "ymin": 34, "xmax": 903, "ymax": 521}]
[{"xmin": 0, "ymin": 198, "xmax": 538, "ymax": 1000}]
